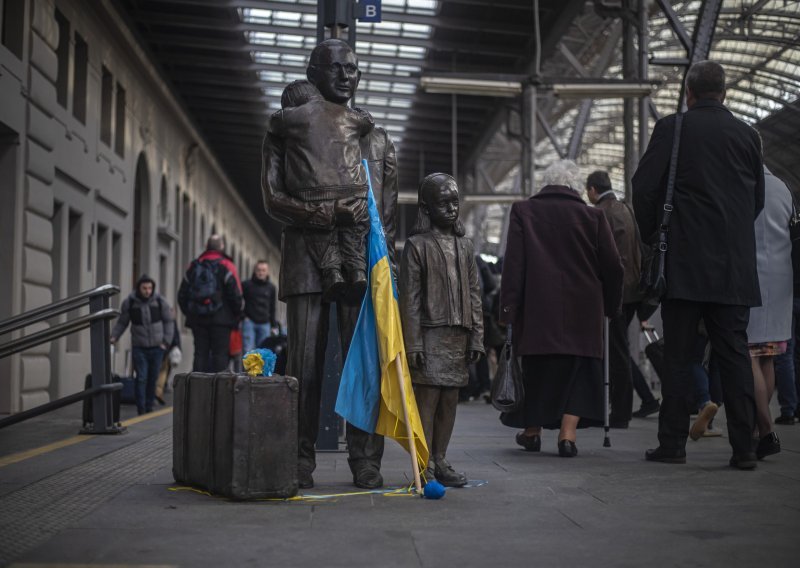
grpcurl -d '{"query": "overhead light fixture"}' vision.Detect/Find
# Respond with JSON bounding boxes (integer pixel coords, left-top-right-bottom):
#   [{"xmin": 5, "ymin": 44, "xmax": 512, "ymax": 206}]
[
  {"xmin": 419, "ymin": 76, "xmax": 523, "ymax": 97},
  {"xmin": 550, "ymin": 82, "xmax": 657, "ymax": 98}
]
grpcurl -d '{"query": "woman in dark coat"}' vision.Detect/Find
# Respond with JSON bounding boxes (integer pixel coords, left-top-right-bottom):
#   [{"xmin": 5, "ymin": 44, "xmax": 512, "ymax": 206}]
[{"xmin": 499, "ymin": 160, "xmax": 624, "ymax": 456}]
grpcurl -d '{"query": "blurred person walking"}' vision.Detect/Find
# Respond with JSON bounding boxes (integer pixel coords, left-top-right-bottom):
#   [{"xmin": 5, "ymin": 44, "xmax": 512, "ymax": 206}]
[
  {"xmin": 155, "ymin": 309, "xmax": 181, "ymax": 405},
  {"xmin": 633, "ymin": 61, "xmax": 764, "ymax": 469},
  {"xmin": 499, "ymin": 160, "xmax": 623, "ymax": 457},
  {"xmin": 746, "ymin": 167, "xmax": 793, "ymax": 459},
  {"xmin": 110, "ymin": 275, "xmax": 174, "ymax": 415},
  {"xmin": 178, "ymin": 235, "xmax": 243, "ymax": 373},
  {"xmin": 586, "ymin": 170, "xmax": 642, "ymax": 428},
  {"xmin": 242, "ymin": 260, "xmax": 278, "ymax": 353}
]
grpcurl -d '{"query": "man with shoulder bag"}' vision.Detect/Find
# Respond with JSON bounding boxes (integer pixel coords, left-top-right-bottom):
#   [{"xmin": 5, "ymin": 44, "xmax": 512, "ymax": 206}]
[{"xmin": 633, "ymin": 61, "xmax": 764, "ymax": 470}]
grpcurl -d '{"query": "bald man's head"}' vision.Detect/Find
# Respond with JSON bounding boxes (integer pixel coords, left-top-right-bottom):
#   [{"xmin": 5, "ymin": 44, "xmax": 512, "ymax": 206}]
[{"xmin": 206, "ymin": 234, "xmax": 225, "ymax": 252}]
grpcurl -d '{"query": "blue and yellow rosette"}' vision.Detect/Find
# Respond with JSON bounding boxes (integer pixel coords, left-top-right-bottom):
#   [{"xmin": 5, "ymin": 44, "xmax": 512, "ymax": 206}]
[{"xmin": 242, "ymin": 348, "xmax": 278, "ymax": 377}]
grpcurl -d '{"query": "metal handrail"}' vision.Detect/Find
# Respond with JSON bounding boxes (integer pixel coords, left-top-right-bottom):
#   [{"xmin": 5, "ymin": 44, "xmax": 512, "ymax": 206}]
[
  {"xmin": 0, "ymin": 284, "xmax": 124, "ymax": 435},
  {"xmin": 0, "ymin": 284, "xmax": 120, "ymax": 336},
  {"xmin": 0, "ymin": 382, "xmax": 122, "ymax": 430},
  {"xmin": 0, "ymin": 309, "xmax": 119, "ymax": 359}
]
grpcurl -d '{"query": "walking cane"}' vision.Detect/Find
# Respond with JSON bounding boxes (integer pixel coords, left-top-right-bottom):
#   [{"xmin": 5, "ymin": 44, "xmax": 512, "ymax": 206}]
[{"xmin": 603, "ymin": 317, "xmax": 611, "ymax": 448}]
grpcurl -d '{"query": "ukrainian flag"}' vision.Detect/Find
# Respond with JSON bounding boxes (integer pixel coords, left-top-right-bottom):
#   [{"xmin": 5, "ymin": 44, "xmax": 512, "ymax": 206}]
[{"xmin": 336, "ymin": 160, "xmax": 429, "ymax": 473}]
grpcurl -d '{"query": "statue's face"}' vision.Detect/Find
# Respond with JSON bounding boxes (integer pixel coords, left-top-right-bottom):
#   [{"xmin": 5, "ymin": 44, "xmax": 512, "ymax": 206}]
[
  {"xmin": 308, "ymin": 44, "xmax": 361, "ymax": 105},
  {"xmin": 424, "ymin": 179, "xmax": 460, "ymax": 230}
]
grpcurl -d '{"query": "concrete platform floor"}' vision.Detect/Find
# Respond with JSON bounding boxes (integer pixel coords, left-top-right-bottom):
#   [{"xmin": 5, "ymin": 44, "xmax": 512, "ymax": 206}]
[{"xmin": 0, "ymin": 398, "xmax": 798, "ymax": 567}]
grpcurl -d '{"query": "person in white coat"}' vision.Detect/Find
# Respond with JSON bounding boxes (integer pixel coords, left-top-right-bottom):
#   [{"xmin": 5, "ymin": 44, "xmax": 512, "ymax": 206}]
[{"xmin": 747, "ymin": 166, "xmax": 793, "ymax": 460}]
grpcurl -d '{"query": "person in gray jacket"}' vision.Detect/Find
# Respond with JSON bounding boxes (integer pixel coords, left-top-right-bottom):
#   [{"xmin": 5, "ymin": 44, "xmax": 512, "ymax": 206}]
[{"xmin": 110, "ymin": 275, "xmax": 174, "ymax": 415}]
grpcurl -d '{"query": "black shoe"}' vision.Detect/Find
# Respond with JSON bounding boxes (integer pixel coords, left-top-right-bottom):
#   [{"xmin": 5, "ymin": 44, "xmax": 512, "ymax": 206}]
[
  {"xmin": 632, "ymin": 399, "xmax": 660, "ymax": 418},
  {"xmin": 434, "ymin": 459, "xmax": 467, "ymax": 487},
  {"xmin": 515, "ymin": 432, "xmax": 541, "ymax": 452},
  {"xmin": 322, "ymin": 269, "xmax": 346, "ymax": 303},
  {"xmin": 298, "ymin": 470, "xmax": 314, "ymax": 489},
  {"xmin": 609, "ymin": 419, "xmax": 629, "ymax": 429},
  {"xmin": 353, "ymin": 467, "xmax": 383, "ymax": 489},
  {"xmin": 756, "ymin": 432, "xmax": 781, "ymax": 459},
  {"xmin": 557, "ymin": 439, "xmax": 578, "ymax": 457},
  {"xmin": 645, "ymin": 446, "xmax": 686, "ymax": 464},
  {"xmin": 156, "ymin": 395, "xmax": 166, "ymax": 406},
  {"xmin": 729, "ymin": 453, "xmax": 758, "ymax": 470},
  {"xmin": 775, "ymin": 414, "xmax": 796, "ymax": 425}
]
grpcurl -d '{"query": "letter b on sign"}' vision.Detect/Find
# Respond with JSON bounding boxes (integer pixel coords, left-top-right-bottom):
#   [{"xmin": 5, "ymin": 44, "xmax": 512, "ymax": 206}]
[{"xmin": 358, "ymin": 0, "xmax": 382, "ymax": 22}]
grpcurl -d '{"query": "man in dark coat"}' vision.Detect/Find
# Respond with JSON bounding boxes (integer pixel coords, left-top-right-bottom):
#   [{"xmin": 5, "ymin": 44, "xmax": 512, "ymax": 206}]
[
  {"xmin": 587, "ymin": 171, "xmax": 643, "ymax": 427},
  {"xmin": 632, "ymin": 61, "xmax": 765, "ymax": 469},
  {"xmin": 262, "ymin": 39, "xmax": 398, "ymax": 490},
  {"xmin": 241, "ymin": 260, "xmax": 278, "ymax": 352},
  {"xmin": 177, "ymin": 235, "xmax": 243, "ymax": 373}
]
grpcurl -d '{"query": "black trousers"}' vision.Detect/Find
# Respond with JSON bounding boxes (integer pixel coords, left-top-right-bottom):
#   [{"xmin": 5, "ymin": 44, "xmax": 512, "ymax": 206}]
[
  {"xmin": 286, "ymin": 293, "xmax": 384, "ymax": 475},
  {"xmin": 660, "ymin": 300, "xmax": 756, "ymax": 455},
  {"xmin": 191, "ymin": 325, "xmax": 231, "ymax": 373},
  {"xmin": 608, "ymin": 303, "xmax": 637, "ymax": 422}
]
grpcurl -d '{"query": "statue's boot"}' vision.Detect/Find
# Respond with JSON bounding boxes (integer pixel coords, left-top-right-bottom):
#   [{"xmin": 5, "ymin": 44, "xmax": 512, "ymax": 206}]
[
  {"xmin": 298, "ymin": 469, "xmax": 314, "ymax": 489},
  {"xmin": 353, "ymin": 466, "xmax": 383, "ymax": 489},
  {"xmin": 345, "ymin": 269, "xmax": 368, "ymax": 304},
  {"xmin": 434, "ymin": 458, "xmax": 467, "ymax": 488},
  {"xmin": 322, "ymin": 269, "xmax": 346, "ymax": 303}
]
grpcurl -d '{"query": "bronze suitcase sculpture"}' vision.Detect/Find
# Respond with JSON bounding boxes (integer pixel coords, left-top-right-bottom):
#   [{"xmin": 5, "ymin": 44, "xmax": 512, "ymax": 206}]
[{"xmin": 173, "ymin": 372, "xmax": 299, "ymax": 500}]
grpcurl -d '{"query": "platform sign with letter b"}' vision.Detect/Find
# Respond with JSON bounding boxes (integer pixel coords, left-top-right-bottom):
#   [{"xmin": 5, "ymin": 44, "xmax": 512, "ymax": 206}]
[{"xmin": 358, "ymin": 0, "xmax": 382, "ymax": 23}]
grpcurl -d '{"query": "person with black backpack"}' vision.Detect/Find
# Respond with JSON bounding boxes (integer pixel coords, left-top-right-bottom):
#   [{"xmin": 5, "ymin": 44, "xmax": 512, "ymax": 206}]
[
  {"xmin": 178, "ymin": 234, "xmax": 243, "ymax": 372},
  {"xmin": 110, "ymin": 274, "xmax": 174, "ymax": 415}
]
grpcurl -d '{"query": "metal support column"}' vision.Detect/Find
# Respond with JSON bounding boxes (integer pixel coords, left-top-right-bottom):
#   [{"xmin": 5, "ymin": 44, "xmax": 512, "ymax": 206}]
[
  {"xmin": 522, "ymin": 84, "xmax": 537, "ymax": 195},
  {"xmin": 317, "ymin": 0, "xmax": 357, "ymax": 48},
  {"xmin": 637, "ymin": 0, "xmax": 650, "ymax": 158},
  {"xmin": 678, "ymin": 0, "xmax": 724, "ymax": 112},
  {"xmin": 451, "ymin": 93, "xmax": 458, "ymax": 180},
  {"xmin": 622, "ymin": 0, "xmax": 637, "ymax": 202}
]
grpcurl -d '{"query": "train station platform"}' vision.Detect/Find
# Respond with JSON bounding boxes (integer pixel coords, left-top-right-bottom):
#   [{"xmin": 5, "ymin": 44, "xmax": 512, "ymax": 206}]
[{"xmin": 1, "ymin": 398, "xmax": 798, "ymax": 567}]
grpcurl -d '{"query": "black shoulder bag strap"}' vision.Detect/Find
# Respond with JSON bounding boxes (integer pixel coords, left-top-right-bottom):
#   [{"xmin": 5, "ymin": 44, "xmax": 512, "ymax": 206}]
[{"xmin": 657, "ymin": 113, "xmax": 684, "ymax": 252}]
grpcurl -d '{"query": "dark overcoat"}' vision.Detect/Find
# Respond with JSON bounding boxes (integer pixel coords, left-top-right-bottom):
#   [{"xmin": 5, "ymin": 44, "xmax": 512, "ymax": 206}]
[
  {"xmin": 595, "ymin": 194, "xmax": 642, "ymax": 304},
  {"xmin": 499, "ymin": 186, "xmax": 624, "ymax": 359},
  {"xmin": 631, "ymin": 99, "xmax": 765, "ymax": 306}
]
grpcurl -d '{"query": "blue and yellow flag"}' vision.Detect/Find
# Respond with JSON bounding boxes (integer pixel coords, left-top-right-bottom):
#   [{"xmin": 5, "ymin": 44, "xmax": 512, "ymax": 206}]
[{"xmin": 336, "ymin": 160, "xmax": 429, "ymax": 472}]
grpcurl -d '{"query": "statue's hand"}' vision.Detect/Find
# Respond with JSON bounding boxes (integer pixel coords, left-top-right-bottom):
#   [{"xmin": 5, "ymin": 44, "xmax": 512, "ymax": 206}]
[
  {"xmin": 408, "ymin": 352, "xmax": 426, "ymax": 369},
  {"xmin": 307, "ymin": 201, "xmax": 335, "ymax": 228},
  {"xmin": 466, "ymin": 350, "xmax": 481, "ymax": 364},
  {"xmin": 334, "ymin": 197, "xmax": 368, "ymax": 226}
]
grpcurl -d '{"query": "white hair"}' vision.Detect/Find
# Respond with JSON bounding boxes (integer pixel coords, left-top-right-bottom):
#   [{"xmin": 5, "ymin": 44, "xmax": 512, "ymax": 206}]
[{"xmin": 538, "ymin": 160, "xmax": 582, "ymax": 193}]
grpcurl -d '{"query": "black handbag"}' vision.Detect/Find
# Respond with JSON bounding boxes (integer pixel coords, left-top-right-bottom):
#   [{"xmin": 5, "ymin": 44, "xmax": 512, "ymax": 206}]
[
  {"xmin": 490, "ymin": 326, "xmax": 524, "ymax": 413},
  {"xmin": 640, "ymin": 113, "xmax": 684, "ymax": 302}
]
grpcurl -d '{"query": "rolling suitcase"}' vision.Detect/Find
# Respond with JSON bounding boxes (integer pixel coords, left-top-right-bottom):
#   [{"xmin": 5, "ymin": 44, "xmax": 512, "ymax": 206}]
[
  {"xmin": 643, "ymin": 326, "xmax": 666, "ymax": 389},
  {"xmin": 172, "ymin": 372, "xmax": 299, "ymax": 500}
]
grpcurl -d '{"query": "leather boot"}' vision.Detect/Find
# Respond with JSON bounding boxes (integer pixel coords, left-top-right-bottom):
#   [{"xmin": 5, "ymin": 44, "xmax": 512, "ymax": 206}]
[
  {"xmin": 353, "ymin": 466, "xmax": 383, "ymax": 489},
  {"xmin": 434, "ymin": 458, "xmax": 467, "ymax": 487}
]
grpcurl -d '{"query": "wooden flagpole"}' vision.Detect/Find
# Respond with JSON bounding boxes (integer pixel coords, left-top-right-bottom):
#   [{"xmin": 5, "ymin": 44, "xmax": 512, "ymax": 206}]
[{"xmin": 394, "ymin": 354, "xmax": 423, "ymax": 494}]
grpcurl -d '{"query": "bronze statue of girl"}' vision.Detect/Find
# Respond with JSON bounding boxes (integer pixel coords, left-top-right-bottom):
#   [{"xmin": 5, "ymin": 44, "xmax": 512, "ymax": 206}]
[{"xmin": 399, "ymin": 173, "xmax": 484, "ymax": 487}]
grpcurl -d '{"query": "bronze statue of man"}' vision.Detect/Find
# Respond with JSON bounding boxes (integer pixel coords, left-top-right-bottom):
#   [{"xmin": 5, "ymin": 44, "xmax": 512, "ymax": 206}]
[{"xmin": 261, "ymin": 39, "xmax": 398, "ymax": 490}]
